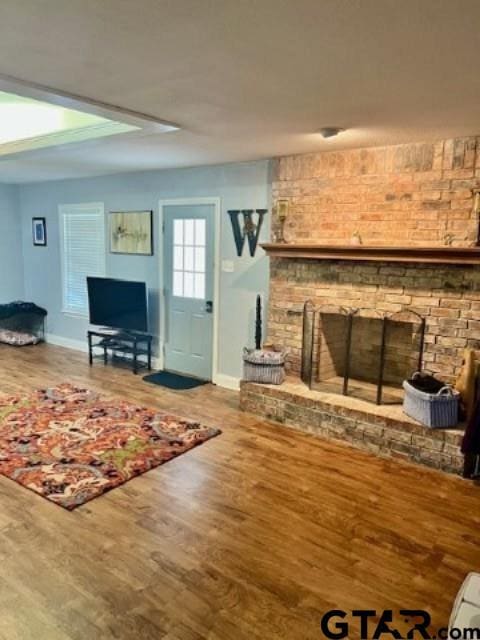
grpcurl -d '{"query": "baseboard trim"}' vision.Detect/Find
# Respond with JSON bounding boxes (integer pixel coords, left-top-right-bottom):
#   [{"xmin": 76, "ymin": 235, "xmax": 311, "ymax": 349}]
[
  {"xmin": 46, "ymin": 333, "xmax": 88, "ymax": 353},
  {"xmin": 46, "ymin": 334, "xmax": 239, "ymax": 390},
  {"xmin": 213, "ymin": 373, "xmax": 240, "ymax": 391}
]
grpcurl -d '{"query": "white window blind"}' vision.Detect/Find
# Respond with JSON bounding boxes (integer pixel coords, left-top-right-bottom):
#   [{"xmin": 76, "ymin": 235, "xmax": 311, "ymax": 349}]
[{"xmin": 59, "ymin": 203, "xmax": 106, "ymax": 315}]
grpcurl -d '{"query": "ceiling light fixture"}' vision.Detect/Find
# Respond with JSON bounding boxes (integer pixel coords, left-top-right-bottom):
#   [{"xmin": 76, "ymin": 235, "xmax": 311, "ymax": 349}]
[{"xmin": 319, "ymin": 126, "xmax": 345, "ymax": 139}]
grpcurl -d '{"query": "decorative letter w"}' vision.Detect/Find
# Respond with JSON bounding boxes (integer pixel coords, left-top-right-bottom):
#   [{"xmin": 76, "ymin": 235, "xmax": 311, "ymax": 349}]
[{"xmin": 228, "ymin": 209, "xmax": 268, "ymax": 257}]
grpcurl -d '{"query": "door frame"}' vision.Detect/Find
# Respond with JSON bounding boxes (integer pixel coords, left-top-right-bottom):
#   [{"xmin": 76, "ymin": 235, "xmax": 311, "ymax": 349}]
[{"xmin": 158, "ymin": 197, "xmax": 221, "ymax": 383}]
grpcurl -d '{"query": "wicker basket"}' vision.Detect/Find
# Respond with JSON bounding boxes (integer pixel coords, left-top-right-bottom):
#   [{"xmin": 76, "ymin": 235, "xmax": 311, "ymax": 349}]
[
  {"xmin": 243, "ymin": 348, "xmax": 286, "ymax": 385},
  {"xmin": 403, "ymin": 374, "xmax": 460, "ymax": 428}
]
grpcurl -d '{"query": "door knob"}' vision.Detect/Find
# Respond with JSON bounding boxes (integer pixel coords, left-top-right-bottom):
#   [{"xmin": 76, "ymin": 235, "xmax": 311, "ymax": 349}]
[{"xmin": 205, "ymin": 300, "xmax": 213, "ymax": 313}]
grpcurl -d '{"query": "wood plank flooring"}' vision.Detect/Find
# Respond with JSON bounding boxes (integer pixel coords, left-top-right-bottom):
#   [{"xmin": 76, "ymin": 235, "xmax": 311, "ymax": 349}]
[{"xmin": 0, "ymin": 343, "xmax": 479, "ymax": 639}]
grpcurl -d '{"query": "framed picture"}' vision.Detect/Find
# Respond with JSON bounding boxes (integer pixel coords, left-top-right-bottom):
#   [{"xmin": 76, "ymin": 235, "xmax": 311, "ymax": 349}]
[
  {"xmin": 32, "ymin": 217, "xmax": 47, "ymax": 246},
  {"xmin": 109, "ymin": 211, "xmax": 153, "ymax": 255}
]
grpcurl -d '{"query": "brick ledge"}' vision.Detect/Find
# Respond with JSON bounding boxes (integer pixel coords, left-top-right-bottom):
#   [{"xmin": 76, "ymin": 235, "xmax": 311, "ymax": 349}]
[{"xmin": 240, "ymin": 378, "xmax": 464, "ymax": 474}]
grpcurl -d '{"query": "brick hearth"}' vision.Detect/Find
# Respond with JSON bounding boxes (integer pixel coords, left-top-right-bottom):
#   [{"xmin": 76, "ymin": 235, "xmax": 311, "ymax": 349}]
[{"xmin": 240, "ymin": 378, "xmax": 464, "ymax": 475}]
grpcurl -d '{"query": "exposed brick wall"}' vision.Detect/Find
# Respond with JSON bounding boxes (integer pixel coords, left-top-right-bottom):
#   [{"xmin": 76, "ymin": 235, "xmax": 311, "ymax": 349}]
[
  {"xmin": 272, "ymin": 137, "xmax": 479, "ymax": 246},
  {"xmin": 268, "ymin": 137, "xmax": 480, "ymax": 382}
]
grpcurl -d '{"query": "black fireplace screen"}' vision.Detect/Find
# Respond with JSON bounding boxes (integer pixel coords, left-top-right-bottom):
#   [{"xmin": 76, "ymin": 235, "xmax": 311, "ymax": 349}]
[{"xmin": 301, "ymin": 301, "xmax": 425, "ymax": 404}]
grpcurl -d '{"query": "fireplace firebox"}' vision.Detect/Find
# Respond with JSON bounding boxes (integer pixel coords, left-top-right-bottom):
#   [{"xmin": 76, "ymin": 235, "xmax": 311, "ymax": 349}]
[{"xmin": 301, "ymin": 301, "xmax": 425, "ymax": 405}]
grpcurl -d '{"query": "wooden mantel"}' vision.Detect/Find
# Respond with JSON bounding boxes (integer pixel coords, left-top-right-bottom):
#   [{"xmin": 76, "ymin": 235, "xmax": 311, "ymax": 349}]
[{"xmin": 261, "ymin": 243, "xmax": 480, "ymax": 265}]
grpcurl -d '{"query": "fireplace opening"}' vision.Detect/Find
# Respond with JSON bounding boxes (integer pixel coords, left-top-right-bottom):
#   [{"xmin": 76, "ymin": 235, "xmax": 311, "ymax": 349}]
[{"xmin": 301, "ymin": 302, "xmax": 425, "ymax": 404}]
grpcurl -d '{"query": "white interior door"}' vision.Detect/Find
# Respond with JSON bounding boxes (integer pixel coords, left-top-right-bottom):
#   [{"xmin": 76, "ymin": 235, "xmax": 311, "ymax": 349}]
[{"xmin": 163, "ymin": 204, "xmax": 214, "ymax": 380}]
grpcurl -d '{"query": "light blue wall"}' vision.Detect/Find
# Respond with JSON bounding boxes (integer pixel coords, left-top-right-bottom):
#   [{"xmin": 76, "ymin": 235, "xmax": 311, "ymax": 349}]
[
  {"xmin": 18, "ymin": 160, "xmax": 271, "ymax": 381},
  {"xmin": 0, "ymin": 184, "xmax": 24, "ymax": 303}
]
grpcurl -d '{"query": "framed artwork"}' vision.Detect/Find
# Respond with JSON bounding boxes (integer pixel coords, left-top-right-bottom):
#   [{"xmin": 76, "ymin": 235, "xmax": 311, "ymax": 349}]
[
  {"xmin": 32, "ymin": 217, "xmax": 47, "ymax": 246},
  {"xmin": 109, "ymin": 210, "xmax": 153, "ymax": 255}
]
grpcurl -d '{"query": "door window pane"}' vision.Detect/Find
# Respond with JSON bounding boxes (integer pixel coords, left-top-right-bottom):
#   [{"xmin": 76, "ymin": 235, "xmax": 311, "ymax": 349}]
[
  {"xmin": 184, "ymin": 219, "xmax": 194, "ymax": 245},
  {"xmin": 172, "ymin": 218, "xmax": 207, "ymax": 299},
  {"xmin": 174, "ymin": 246, "xmax": 183, "ymax": 270},
  {"xmin": 174, "ymin": 219, "xmax": 183, "ymax": 245},
  {"xmin": 184, "ymin": 246, "xmax": 194, "ymax": 271},
  {"xmin": 195, "ymin": 247, "xmax": 205, "ymax": 272},
  {"xmin": 195, "ymin": 219, "xmax": 205, "ymax": 246}
]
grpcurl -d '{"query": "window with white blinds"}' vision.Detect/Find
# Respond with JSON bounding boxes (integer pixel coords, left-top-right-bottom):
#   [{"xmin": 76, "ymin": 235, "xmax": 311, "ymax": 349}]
[{"xmin": 59, "ymin": 203, "xmax": 106, "ymax": 315}]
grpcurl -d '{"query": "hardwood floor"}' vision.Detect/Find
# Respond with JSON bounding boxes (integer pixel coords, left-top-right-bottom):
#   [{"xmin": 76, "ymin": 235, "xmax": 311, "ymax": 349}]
[{"xmin": 0, "ymin": 343, "xmax": 479, "ymax": 639}]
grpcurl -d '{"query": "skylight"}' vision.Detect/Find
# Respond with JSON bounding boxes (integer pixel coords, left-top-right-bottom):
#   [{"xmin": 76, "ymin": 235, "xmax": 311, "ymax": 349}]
[{"xmin": 0, "ymin": 90, "xmax": 140, "ymax": 155}]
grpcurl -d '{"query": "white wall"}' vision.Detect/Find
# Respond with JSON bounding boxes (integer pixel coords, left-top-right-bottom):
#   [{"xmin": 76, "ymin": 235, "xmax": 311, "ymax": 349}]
[{"xmin": 17, "ymin": 161, "xmax": 272, "ymax": 385}]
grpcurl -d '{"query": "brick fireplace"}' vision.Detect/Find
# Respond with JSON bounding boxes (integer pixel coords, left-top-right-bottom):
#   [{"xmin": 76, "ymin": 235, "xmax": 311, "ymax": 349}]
[
  {"xmin": 301, "ymin": 304, "xmax": 425, "ymax": 405},
  {"xmin": 268, "ymin": 260, "xmax": 480, "ymax": 386},
  {"xmin": 240, "ymin": 136, "xmax": 480, "ymax": 475}
]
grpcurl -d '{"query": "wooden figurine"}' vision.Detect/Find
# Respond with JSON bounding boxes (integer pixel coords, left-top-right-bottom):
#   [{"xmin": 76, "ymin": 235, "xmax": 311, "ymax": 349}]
[{"xmin": 455, "ymin": 348, "xmax": 477, "ymax": 421}]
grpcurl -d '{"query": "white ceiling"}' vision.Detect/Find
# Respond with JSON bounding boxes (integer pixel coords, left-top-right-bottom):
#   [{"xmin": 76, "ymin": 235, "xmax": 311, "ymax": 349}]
[{"xmin": 0, "ymin": 0, "xmax": 479, "ymax": 183}]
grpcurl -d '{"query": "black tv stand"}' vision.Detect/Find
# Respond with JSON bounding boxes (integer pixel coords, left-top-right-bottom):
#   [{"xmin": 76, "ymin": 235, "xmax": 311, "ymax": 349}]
[{"xmin": 87, "ymin": 328, "xmax": 153, "ymax": 375}]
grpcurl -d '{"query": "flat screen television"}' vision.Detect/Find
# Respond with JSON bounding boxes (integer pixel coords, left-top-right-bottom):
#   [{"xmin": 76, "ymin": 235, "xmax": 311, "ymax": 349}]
[{"xmin": 87, "ymin": 277, "xmax": 148, "ymax": 333}]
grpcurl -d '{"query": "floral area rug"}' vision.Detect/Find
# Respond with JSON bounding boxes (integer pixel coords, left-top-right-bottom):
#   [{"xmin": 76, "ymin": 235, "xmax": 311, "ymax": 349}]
[{"xmin": 0, "ymin": 383, "xmax": 220, "ymax": 510}]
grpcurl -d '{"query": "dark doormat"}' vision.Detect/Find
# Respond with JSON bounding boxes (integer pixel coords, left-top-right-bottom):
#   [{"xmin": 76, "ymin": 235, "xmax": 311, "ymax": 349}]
[{"xmin": 143, "ymin": 370, "xmax": 209, "ymax": 390}]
